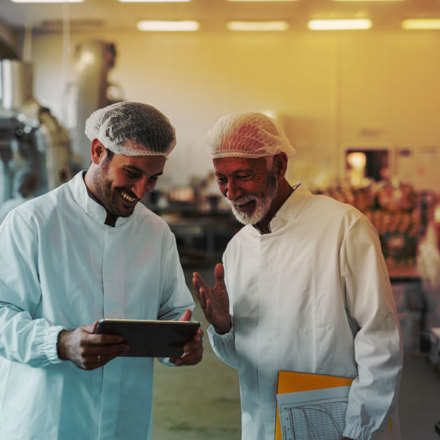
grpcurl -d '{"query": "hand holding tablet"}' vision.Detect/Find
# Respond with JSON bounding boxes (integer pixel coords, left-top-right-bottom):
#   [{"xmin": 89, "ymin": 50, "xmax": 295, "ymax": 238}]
[{"xmin": 94, "ymin": 318, "xmax": 201, "ymax": 358}]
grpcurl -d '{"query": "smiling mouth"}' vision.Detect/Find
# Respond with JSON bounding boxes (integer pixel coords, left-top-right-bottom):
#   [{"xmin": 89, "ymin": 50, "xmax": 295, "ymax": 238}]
[
  {"xmin": 235, "ymin": 200, "xmax": 255, "ymax": 211},
  {"xmin": 120, "ymin": 191, "xmax": 137, "ymax": 204}
]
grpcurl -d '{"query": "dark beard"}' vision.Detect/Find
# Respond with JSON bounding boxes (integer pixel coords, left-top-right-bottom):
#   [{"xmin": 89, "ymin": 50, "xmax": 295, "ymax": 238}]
[{"xmin": 93, "ymin": 160, "xmax": 118, "ymax": 216}]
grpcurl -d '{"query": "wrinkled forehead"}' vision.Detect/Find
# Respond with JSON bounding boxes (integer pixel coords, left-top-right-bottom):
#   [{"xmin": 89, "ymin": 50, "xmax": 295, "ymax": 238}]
[{"xmin": 213, "ymin": 156, "xmax": 270, "ymax": 175}]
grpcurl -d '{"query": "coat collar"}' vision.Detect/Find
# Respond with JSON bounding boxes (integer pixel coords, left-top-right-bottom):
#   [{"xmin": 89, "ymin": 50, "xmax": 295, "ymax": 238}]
[
  {"xmin": 71, "ymin": 171, "xmax": 134, "ymax": 228},
  {"xmin": 244, "ymin": 183, "xmax": 312, "ymax": 236}
]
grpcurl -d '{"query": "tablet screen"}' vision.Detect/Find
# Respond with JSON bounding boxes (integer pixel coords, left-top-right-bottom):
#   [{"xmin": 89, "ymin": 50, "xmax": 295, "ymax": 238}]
[{"xmin": 94, "ymin": 319, "xmax": 200, "ymax": 358}]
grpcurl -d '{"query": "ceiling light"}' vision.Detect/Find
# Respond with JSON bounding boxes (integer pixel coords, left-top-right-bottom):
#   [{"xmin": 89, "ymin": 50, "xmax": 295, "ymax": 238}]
[
  {"xmin": 12, "ymin": 0, "xmax": 83, "ymax": 3},
  {"xmin": 137, "ymin": 20, "xmax": 200, "ymax": 31},
  {"xmin": 402, "ymin": 19, "xmax": 440, "ymax": 30},
  {"xmin": 228, "ymin": 0, "xmax": 296, "ymax": 2},
  {"xmin": 120, "ymin": 0, "xmax": 190, "ymax": 3},
  {"xmin": 333, "ymin": 0, "xmax": 402, "ymax": 2},
  {"xmin": 226, "ymin": 21, "xmax": 289, "ymax": 31},
  {"xmin": 308, "ymin": 19, "xmax": 372, "ymax": 30}
]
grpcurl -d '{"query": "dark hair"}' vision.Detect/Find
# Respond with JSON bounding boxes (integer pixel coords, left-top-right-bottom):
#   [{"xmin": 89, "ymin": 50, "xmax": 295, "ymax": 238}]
[{"xmin": 105, "ymin": 148, "xmax": 115, "ymax": 161}]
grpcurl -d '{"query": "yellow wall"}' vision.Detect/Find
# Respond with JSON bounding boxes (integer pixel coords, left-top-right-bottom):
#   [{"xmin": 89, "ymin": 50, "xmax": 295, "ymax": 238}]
[{"xmin": 31, "ymin": 29, "xmax": 440, "ymax": 190}]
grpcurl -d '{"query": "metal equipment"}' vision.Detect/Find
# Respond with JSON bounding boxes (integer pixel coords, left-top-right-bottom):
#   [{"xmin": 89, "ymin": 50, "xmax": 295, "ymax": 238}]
[
  {"xmin": 71, "ymin": 40, "xmax": 119, "ymax": 169},
  {"xmin": 0, "ymin": 59, "xmax": 71, "ymax": 204}
]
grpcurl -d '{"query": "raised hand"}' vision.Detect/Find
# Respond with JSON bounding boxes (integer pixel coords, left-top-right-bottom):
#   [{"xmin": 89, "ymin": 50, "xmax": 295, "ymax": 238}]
[
  {"xmin": 57, "ymin": 322, "xmax": 129, "ymax": 370},
  {"xmin": 192, "ymin": 263, "xmax": 231, "ymax": 334}
]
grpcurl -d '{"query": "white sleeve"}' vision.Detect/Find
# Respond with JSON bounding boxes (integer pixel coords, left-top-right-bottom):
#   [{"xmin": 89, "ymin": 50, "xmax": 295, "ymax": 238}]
[
  {"xmin": 0, "ymin": 212, "xmax": 64, "ymax": 366},
  {"xmin": 207, "ymin": 323, "xmax": 238, "ymax": 370},
  {"xmin": 157, "ymin": 231, "xmax": 194, "ymax": 322},
  {"xmin": 341, "ymin": 215, "xmax": 403, "ymax": 440},
  {"xmin": 156, "ymin": 231, "xmax": 195, "ymax": 367}
]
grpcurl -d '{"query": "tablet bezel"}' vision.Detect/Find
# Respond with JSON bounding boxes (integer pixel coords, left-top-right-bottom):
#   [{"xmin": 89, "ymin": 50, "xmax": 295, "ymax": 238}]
[{"xmin": 94, "ymin": 318, "xmax": 201, "ymax": 358}]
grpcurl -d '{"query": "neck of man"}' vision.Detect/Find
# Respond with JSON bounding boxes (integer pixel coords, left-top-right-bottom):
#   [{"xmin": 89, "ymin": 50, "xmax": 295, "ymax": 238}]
[
  {"xmin": 255, "ymin": 178, "xmax": 294, "ymax": 234},
  {"xmin": 83, "ymin": 170, "xmax": 118, "ymax": 227}
]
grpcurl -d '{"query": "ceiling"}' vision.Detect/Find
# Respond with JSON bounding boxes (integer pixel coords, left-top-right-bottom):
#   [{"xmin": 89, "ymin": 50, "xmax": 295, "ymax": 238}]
[{"xmin": 1, "ymin": 0, "xmax": 440, "ymax": 33}]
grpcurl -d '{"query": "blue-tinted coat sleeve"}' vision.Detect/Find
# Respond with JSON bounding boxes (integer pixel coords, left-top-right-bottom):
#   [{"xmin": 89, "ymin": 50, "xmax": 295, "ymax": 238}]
[
  {"xmin": 0, "ymin": 211, "xmax": 64, "ymax": 366},
  {"xmin": 156, "ymin": 232, "xmax": 195, "ymax": 367}
]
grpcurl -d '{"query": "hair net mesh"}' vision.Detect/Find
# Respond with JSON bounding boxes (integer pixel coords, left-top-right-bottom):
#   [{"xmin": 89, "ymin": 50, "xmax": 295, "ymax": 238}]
[
  {"xmin": 206, "ymin": 112, "xmax": 296, "ymax": 159},
  {"xmin": 85, "ymin": 102, "xmax": 176, "ymax": 157}
]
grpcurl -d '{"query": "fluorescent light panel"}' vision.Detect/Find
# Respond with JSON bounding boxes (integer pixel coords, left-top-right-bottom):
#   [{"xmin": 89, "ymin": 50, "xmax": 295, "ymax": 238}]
[
  {"xmin": 228, "ymin": 0, "xmax": 296, "ymax": 2},
  {"xmin": 333, "ymin": 0, "xmax": 402, "ymax": 2},
  {"xmin": 12, "ymin": 0, "xmax": 83, "ymax": 2},
  {"xmin": 119, "ymin": 0, "xmax": 190, "ymax": 3},
  {"xmin": 402, "ymin": 19, "xmax": 440, "ymax": 30},
  {"xmin": 227, "ymin": 20, "xmax": 289, "ymax": 31},
  {"xmin": 308, "ymin": 19, "xmax": 372, "ymax": 30},
  {"xmin": 137, "ymin": 20, "xmax": 199, "ymax": 31}
]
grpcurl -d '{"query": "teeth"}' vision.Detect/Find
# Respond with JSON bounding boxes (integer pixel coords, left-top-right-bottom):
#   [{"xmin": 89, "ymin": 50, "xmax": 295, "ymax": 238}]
[{"xmin": 121, "ymin": 192, "xmax": 136, "ymax": 202}]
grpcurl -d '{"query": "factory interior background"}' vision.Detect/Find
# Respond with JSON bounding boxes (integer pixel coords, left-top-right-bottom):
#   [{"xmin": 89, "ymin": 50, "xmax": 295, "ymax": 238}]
[{"xmin": 1, "ymin": 0, "xmax": 440, "ymax": 438}]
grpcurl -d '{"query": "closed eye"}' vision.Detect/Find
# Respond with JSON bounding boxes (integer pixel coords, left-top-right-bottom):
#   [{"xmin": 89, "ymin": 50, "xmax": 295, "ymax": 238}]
[
  {"xmin": 124, "ymin": 168, "xmax": 142, "ymax": 179},
  {"xmin": 235, "ymin": 173, "xmax": 253, "ymax": 181}
]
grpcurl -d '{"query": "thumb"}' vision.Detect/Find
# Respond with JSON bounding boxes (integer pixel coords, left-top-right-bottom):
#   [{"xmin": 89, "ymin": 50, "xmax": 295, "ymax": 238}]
[
  {"xmin": 214, "ymin": 263, "xmax": 225, "ymax": 288},
  {"xmin": 179, "ymin": 309, "xmax": 192, "ymax": 322},
  {"xmin": 83, "ymin": 321, "xmax": 99, "ymax": 334}
]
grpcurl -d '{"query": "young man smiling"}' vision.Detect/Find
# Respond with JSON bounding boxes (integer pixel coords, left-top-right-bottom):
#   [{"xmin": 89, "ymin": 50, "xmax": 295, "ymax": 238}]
[{"xmin": 0, "ymin": 102, "xmax": 203, "ymax": 440}]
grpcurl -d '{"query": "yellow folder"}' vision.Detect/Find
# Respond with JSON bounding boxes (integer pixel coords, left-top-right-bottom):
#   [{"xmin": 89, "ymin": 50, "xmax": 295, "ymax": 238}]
[{"xmin": 275, "ymin": 370, "xmax": 353, "ymax": 440}]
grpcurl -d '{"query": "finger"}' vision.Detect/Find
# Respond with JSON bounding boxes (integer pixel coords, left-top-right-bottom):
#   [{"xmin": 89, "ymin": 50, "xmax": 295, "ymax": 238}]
[
  {"xmin": 198, "ymin": 287, "xmax": 207, "ymax": 310},
  {"xmin": 82, "ymin": 323, "xmax": 97, "ymax": 334},
  {"xmin": 83, "ymin": 343, "xmax": 130, "ymax": 356},
  {"xmin": 85, "ymin": 333, "xmax": 125, "ymax": 345},
  {"xmin": 214, "ymin": 263, "xmax": 226, "ymax": 289},
  {"xmin": 91, "ymin": 320, "xmax": 99, "ymax": 333},
  {"xmin": 179, "ymin": 309, "xmax": 192, "ymax": 322},
  {"xmin": 169, "ymin": 329, "xmax": 203, "ymax": 365},
  {"xmin": 193, "ymin": 272, "xmax": 210, "ymax": 293},
  {"xmin": 174, "ymin": 346, "xmax": 203, "ymax": 366},
  {"xmin": 96, "ymin": 352, "xmax": 120, "ymax": 366},
  {"xmin": 82, "ymin": 352, "xmax": 117, "ymax": 370},
  {"xmin": 182, "ymin": 329, "xmax": 203, "ymax": 354},
  {"xmin": 192, "ymin": 272, "xmax": 202, "ymax": 292},
  {"xmin": 182, "ymin": 337, "xmax": 201, "ymax": 354}
]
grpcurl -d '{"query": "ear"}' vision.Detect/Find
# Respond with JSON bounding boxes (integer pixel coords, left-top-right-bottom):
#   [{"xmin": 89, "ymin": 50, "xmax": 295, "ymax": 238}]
[
  {"xmin": 273, "ymin": 153, "xmax": 288, "ymax": 178},
  {"xmin": 90, "ymin": 139, "xmax": 106, "ymax": 164}
]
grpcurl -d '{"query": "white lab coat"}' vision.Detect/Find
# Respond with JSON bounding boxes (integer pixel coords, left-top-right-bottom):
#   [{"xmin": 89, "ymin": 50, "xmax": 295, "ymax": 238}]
[
  {"xmin": 209, "ymin": 185, "xmax": 402, "ymax": 440},
  {"xmin": 0, "ymin": 195, "xmax": 28, "ymax": 223},
  {"xmin": 0, "ymin": 171, "xmax": 194, "ymax": 440}
]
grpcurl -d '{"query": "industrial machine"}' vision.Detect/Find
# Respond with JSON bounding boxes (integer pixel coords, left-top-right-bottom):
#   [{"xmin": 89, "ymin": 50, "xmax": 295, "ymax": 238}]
[
  {"xmin": 71, "ymin": 40, "xmax": 119, "ymax": 169},
  {"xmin": 0, "ymin": 59, "xmax": 71, "ymax": 204}
]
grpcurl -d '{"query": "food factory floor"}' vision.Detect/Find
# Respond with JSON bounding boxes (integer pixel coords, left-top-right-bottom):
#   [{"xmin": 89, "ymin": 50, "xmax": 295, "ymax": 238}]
[{"xmin": 151, "ymin": 267, "xmax": 440, "ymax": 440}]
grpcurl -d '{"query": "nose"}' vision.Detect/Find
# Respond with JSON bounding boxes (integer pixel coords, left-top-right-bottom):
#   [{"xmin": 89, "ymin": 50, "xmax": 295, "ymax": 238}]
[
  {"xmin": 131, "ymin": 177, "xmax": 149, "ymax": 199},
  {"xmin": 226, "ymin": 179, "xmax": 241, "ymax": 201}
]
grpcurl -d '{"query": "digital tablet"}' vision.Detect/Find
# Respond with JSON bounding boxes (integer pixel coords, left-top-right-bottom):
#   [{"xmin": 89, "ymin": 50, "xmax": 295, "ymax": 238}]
[{"xmin": 94, "ymin": 319, "xmax": 200, "ymax": 358}]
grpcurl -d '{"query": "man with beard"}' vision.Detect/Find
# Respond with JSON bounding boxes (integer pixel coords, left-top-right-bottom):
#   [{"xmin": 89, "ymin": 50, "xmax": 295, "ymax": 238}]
[
  {"xmin": 0, "ymin": 102, "xmax": 203, "ymax": 440},
  {"xmin": 193, "ymin": 112, "xmax": 402, "ymax": 440}
]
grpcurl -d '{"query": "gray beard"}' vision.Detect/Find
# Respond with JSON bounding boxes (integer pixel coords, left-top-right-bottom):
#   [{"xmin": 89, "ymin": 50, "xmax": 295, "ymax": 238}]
[{"xmin": 227, "ymin": 175, "xmax": 278, "ymax": 225}]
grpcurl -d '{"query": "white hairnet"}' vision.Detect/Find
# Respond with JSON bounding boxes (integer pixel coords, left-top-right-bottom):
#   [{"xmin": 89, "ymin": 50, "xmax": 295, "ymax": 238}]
[
  {"xmin": 85, "ymin": 102, "xmax": 176, "ymax": 157},
  {"xmin": 206, "ymin": 112, "xmax": 296, "ymax": 159}
]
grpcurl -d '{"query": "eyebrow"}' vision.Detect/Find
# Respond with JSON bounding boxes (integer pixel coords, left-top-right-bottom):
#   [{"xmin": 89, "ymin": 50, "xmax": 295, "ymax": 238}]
[
  {"xmin": 124, "ymin": 165, "xmax": 163, "ymax": 177},
  {"xmin": 215, "ymin": 169, "xmax": 253, "ymax": 177}
]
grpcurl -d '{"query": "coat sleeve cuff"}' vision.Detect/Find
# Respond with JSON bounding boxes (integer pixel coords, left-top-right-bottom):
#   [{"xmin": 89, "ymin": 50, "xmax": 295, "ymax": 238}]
[
  {"xmin": 207, "ymin": 323, "xmax": 234, "ymax": 340},
  {"xmin": 42, "ymin": 325, "xmax": 66, "ymax": 364},
  {"xmin": 343, "ymin": 424, "xmax": 373, "ymax": 440}
]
